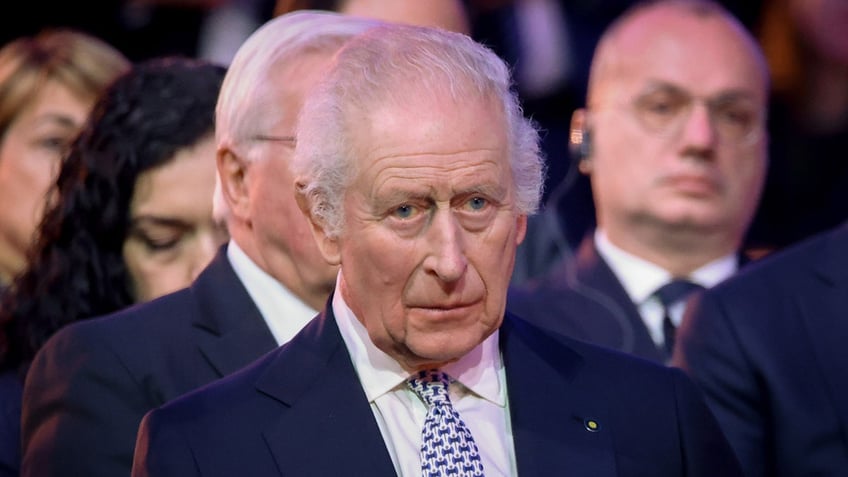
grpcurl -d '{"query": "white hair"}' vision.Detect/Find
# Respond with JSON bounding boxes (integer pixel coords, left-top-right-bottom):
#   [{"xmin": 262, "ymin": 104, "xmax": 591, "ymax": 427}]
[
  {"xmin": 212, "ymin": 11, "xmax": 381, "ymax": 220},
  {"xmin": 292, "ymin": 23, "xmax": 546, "ymax": 237}
]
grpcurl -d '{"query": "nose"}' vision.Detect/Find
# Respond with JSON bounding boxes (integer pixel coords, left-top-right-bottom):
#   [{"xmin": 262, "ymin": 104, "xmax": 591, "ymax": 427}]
[
  {"xmin": 422, "ymin": 210, "xmax": 468, "ymax": 283},
  {"xmin": 679, "ymin": 102, "xmax": 718, "ymax": 154}
]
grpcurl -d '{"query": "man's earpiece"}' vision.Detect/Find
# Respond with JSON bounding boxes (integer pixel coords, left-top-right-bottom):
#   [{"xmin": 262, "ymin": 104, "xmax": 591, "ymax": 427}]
[
  {"xmin": 571, "ymin": 126, "xmax": 592, "ymax": 161},
  {"xmin": 569, "ymin": 109, "xmax": 593, "ymax": 174}
]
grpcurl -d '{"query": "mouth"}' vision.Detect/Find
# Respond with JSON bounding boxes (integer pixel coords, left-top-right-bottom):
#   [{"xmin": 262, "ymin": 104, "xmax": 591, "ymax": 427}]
[
  {"xmin": 409, "ymin": 300, "xmax": 482, "ymax": 320},
  {"xmin": 663, "ymin": 173, "xmax": 721, "ymax": 197}
]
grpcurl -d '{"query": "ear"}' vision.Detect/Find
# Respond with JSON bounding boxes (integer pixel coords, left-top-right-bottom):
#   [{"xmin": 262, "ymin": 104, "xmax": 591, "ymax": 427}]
[
  {"xmin": 217, "ymin": 147, "xmax": 251, "ymax": 220},
  {"xmin": 514, "ymin": 213, "xmax": 528, "ymax": 246},
  {"xmin": 570, "ymin": 108, "xmax": 593, "ymax": 175},
  {"xmin": 294, "ymin": 183, "xmax": 342, "ymax": 265}
]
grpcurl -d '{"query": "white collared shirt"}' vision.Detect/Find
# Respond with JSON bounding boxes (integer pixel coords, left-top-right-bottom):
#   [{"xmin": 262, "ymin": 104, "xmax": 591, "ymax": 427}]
[
  {"xmin": 594, "ymin": 230, "xmax": 737, "ymax": 347},
  {"xmin": 226, "ymin": 241, "xmax": 318, "ymax": 346},
  {"xmin": 332, "ymin": 275, "xmax": 517, "ymax": 477}
]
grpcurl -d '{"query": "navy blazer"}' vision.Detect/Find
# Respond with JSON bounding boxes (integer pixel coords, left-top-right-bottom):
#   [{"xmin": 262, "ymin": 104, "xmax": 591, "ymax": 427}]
[
  {"xmin": 508, "ymin": 234, "xmax": 666, "ymax": 362},
  {"xmin": 21, "ymin": 246, "xmax": 278, "ymax": 477},
  {"xmin": 133, "ymin": 307, "xmax": 741, "ymax": 476},
  {"xmin": 673, "ymin": 223, "xmax": 848, "ymax": 477}
]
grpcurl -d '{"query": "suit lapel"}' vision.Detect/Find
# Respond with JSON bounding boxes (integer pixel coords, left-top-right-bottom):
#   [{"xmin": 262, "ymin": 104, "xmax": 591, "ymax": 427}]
[
  {"xmin": 257, "ymin": 308, "xmax": 396, "ymax": 476},
  {"xmin": 191, "ymin": 246, "xmax": 278, "ymax": 377},
  {"xmin": 244, "ymin": 307, "xmax": 631, "ymax": 476},
  {"xmin": 501, "ymin": 314, "xmax": 618, "ymax": 476},
  {"xmin": 572, "ymin": 236, "xmax": 665, "ymax": 361},
  {"xmin": 800, "ymin": 225, "xmax": 848, "ymax": 440}
]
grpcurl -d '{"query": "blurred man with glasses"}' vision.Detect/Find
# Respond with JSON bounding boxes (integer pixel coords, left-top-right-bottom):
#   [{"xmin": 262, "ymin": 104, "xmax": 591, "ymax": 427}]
[{"xmin": 508, "ymin": 0, "xmax": 768, "ymax": 364}]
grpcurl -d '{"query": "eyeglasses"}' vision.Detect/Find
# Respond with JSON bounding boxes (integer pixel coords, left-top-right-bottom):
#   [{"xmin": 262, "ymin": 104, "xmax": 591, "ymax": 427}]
[{"xmin": 619, "ymin": 86, "xmax": 765, "ymax": 146}]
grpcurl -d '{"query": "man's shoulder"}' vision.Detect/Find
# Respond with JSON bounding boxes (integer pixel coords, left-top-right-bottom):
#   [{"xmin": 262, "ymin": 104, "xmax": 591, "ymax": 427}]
[
  {"xmin": 143, "ymin": 343, "xmax": 282, "ymax": 427},
  {"xmin": 504, "ymin": 312, "xmax": 675, "ymax": 383},
  {"xmin": 60, "ymin": 287, "xmax": 197, "ymax": 339},
  {"xmin": 716, "ymin": 222, "xmax": 847, "ymax": 298},
  {"xmin": 39, "ymin": 287, "xmax": 201, "ymax": 366}
]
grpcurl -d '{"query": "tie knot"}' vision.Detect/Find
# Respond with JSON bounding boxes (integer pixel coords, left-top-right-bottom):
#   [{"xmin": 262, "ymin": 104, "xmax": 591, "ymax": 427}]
[
  {"xmin": 407, "ymin": 369, "xmax": 452, "ymax": 407},
  {"xmin": 654, "ymin": 279, "xmax": 704, "ymax": 307}
]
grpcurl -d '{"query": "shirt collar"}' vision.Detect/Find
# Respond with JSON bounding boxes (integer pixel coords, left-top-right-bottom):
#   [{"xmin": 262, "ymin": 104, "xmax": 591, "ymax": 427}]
[
  {"xmin": 226, "ymin": 240, "xmax": 318, "ymax": 345},
  {"xmin": 594, "ymin": 229, "xmax": 738, "ymax": 304}
]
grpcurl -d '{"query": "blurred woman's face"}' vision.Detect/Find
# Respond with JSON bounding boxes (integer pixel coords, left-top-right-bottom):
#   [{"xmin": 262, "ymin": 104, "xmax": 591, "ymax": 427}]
[
  {"xmin": 0, "ymin": 80, "xmax": 91, "ymax": 284},
  {"xmin": 122, "ymin": 135, "xmax": 228, "ymax": 302}
]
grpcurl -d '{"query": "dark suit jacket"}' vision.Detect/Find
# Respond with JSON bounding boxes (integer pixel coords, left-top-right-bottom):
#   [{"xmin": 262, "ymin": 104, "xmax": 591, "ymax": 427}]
[
  {"xmin": 132, "ymin": 307, "xmax": 741, "ymax": 476},
  {"xmin": 0, "ymin": 370, "xmax": 22, "ymax": 477},
  {"xmin": 508, "ymin": 234, "xmax": 667, "ymax": 362},
  {"xmin": 21, "ymin": 246, "xmax": 278, "ymax": 477},
  {"xmin": 673, "ymin": 223, "xmax": 848, "ymax": 477}
]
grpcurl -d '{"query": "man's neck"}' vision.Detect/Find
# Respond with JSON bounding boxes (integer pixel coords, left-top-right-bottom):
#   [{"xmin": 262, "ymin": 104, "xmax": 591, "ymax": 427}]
[{"xmin": 602, "ymin": 223, "xmax": 739, "ymax": 277}]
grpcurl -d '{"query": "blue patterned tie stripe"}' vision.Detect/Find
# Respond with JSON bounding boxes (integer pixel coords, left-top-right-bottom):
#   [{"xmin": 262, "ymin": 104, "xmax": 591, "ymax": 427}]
[{"xmin": 407, "ymin": 369, "xmax": 485, "ymax": 477}]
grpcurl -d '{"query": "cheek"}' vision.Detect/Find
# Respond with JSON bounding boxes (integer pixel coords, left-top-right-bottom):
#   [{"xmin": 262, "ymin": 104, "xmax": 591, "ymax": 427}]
[
  {"xmin": 594, "ymin": 132, "xmax": 655, "ymax": 188},
  {"xmin": 282, "ymin": 199, "xmax": 312, "ymax": 238},
  {"xmin": 347, "ymin": 231, "xmax": 418, "ymax": 286},
  {"xmin": 0, "ymin": 146, "xmax": 54, "ymax": 205},
  {"xmin": 125, "ymin": 254, "xmax": 194, "ymax": 302},
  {"xmin": 476, "ymin": 224, "xmax": 519, "ymax": 298},
  {"xmin": 721, "ymin": 149, "xmax": 766, "ymax": 197},
  {"xmin": 341, "ymin": 229, "xmax": 422, "ymax": 325},
  {"xmin": 121, "ymin": 245, "xmax": 146, "ymax": 300},
  {"xmin": 251, "ymin": 160, "xmax": 292, "ymax": 207},
  {"xmin": 592, "ymin": 161, "xmax": 642, "ymax": 209}
]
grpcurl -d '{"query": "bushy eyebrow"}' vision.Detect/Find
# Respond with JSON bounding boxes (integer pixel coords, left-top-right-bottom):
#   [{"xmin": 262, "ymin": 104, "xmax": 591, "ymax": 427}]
[
  {"xmin": 372, "ymin": 182, "xmax": 508, "ymax": 209},
  {"xmin": 458, "ymin": 183, "xmax": 508, "ymax": 201}
]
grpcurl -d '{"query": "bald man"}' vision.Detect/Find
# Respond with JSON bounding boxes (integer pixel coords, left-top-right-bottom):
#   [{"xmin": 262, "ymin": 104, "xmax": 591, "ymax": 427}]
[{"xmin": 508, "ymin": 0, "xmax": 768, "ymax": 363}]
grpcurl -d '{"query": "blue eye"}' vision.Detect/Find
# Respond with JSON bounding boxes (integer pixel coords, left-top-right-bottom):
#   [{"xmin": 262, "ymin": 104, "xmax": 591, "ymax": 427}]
[
  {"xmin": 468, "ymin": 197, "xmax": 487, "ymax": 210},
  {"xmin": 394, "ymin": 204, "xmax": 414, "ymax": 219}
]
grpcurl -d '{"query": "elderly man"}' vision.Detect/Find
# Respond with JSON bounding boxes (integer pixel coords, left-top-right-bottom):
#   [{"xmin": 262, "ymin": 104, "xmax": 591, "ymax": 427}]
[
  {"xmin": 508, "ymin": 0, "xmax": 769, "ymax": 363},
  {"xmin": 20, "ymin": 12, "xmax": 378, "ymax": 477},
  {"xmin": 132, "ymin": 23, "xmax": 740, "ymax": 477}
]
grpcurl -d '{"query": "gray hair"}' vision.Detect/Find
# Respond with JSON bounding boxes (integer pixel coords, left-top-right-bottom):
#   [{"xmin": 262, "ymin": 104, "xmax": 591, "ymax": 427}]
[
  {"xmin": 213, "ymin": 10, "xmax": 380, "ymax": 220},
  {"xmin": 292, "ymin": 24, "xmax": 545, "ymax": 237}
]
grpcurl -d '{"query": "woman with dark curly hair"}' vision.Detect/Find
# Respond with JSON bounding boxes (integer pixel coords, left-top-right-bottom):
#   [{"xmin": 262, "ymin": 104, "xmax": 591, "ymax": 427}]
[{"xmin": 0, "ymin": 56, "xmax": 227, "ymax": 475}]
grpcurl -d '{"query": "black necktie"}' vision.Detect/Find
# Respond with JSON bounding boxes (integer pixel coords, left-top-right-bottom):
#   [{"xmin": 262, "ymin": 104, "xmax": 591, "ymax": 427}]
[{"xmin": 654, "ymin": 279, "xmax": 704, "ymax": 355}]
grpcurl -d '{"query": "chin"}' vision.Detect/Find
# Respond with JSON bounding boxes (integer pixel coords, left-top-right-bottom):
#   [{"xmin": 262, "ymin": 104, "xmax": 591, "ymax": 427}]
[{"xmin": 408, "ymin": 333, "xmax": 482, "ymax": 365}]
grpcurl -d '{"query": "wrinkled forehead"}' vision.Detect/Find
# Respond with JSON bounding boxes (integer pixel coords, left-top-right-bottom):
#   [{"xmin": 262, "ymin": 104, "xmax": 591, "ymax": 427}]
[
  {"xmin": 590, "ymin": 5, "xmax": 768, "ymax": 103},
  {"xmin": 352, "ymin": 85, "xmax": 508, "ymax": 150}
]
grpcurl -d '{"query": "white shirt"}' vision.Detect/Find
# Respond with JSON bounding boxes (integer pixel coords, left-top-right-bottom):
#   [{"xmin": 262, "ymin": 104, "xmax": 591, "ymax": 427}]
[
  {"xmin": 226, "ymin": 241, "xmax": 318, "ymax": 346},
  {"xmin": 332, "ymin": 276, "xmax": 517, "ymax": 477},
  {"xmin": 594, "ymin": 230, "xmax": 737, "ymax": 347}
]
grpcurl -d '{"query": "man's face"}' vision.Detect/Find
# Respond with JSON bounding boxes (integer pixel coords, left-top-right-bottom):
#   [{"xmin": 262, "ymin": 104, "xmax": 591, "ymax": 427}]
[
  {"xmin": 247, "ymin": 53, "xmax": 338, "ymax": 305},
  {"xmin": 334, "ymin": 94, "xmax": 526, "ymax": 371},
  {"xmin": 123, "ymin": 136, "xmax": 226, "ymax": 302},
  {"xmin": 586, "ymin": 8, "xmax": 768, "ymax": 243}
]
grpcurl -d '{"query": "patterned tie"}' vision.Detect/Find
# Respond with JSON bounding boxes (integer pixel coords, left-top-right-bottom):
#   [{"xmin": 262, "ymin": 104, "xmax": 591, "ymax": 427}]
[
  {"xmin": 654, "ymin": 279, "xmax": 704, "ymax": 355},
  {"xmin": 407, "ymin": 369, "xmax": 485, "ymax": 477}
]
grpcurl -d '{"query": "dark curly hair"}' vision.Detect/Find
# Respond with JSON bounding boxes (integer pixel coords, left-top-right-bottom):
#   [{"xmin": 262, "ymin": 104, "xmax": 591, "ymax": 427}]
[{"xmin": 0, "ymin": 57, "xmax": 225, "ymax": 375}]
